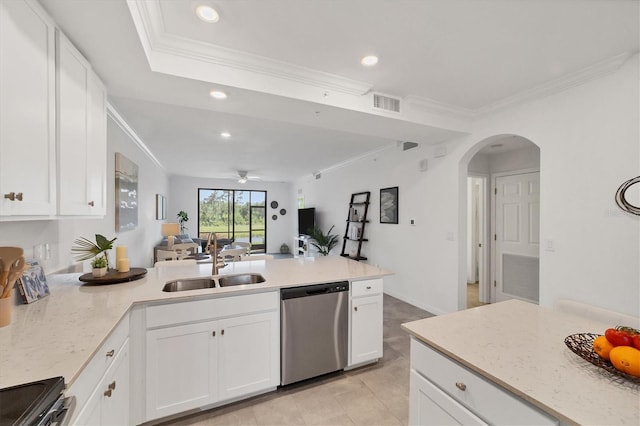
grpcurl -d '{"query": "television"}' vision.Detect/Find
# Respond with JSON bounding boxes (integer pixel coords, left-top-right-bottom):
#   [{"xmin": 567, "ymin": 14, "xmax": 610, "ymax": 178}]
[{"xmin": 298, "ymin": 208, "xmax": 316, "ymax": 236}]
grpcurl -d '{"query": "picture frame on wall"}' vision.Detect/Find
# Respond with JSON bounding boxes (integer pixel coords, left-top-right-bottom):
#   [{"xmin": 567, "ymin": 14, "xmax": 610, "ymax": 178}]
[
  {"xmin": 115, "ymin": 152, "xmax": 139, "ymax": 232},
  {"xmin": 380, "ymin": 186, "xmax": 399, "ymax": 224},
  {"xmin": 156, "ymin": 194, "xmax": 166, "ymax": 220}
]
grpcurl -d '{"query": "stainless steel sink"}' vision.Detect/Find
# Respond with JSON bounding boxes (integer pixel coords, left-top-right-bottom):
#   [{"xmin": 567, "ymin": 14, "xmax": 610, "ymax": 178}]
[
  {"xmin": 162, "ymin": 278, "xmax": 216, "ymax": 292},
  {"xmin": 218, "ymin": 273, "xmax": 265, "ymax": 287}
]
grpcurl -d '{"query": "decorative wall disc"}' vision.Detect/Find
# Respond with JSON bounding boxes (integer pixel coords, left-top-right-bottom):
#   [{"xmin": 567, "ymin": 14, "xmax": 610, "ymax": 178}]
[
  {"xmin": 270, "ymin": 201, "xmax": 279, "ymax": 209},
  {"xmin": 615, "ymin": 176, "xmax": 640, "ymax": 216},
  {"xmin": 272, "ymin": 214, "xmax": 278, "ymax": 220},
  {"xmin": 280, "ymin": 209, "xmax": 287, "ymax": 215}
]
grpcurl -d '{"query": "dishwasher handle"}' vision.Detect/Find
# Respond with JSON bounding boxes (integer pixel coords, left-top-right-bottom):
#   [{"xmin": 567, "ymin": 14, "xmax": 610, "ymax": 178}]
[{"xmin": 281, "ymin": 281, "xmax": 349, "ymax": 300}]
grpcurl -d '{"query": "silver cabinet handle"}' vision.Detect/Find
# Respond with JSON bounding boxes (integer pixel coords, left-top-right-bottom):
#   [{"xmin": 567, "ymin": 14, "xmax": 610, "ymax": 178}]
[
  {"xmin": 88, "ymin": 201, "xmax": 95, "ymax": 206},
  {"xmin": 221, "ymin": 329, "xmax": 225, "ymax": 335},
  {"xmin": 106, "ymin": 349, "xmax": 115, "ymax": 357},
  {"xmin": 4, "ymin": 192, "xmax": 15, "ymax": 201},
  {"xmin": 15, "ymin": 192, "xmax": 23, "ymax": 201},
  {"xmin": 354, "ymin": 306, "xmax": 358, "ymax": 311},
  {"xmin": 455, "ymin": 382, "xmax": 467, "ymax": 391},
  {"xmin": 212, "ymin": 331, "xmax": 216, "ymax": 337},
  {"xmin": 366, "ymin": 286, "xmax": 371, "ymax": 289},
  {"xmin": 108, "ymin": 381, "xmax": 116, "ymax": 391},
  {"xmin": 104, "ymin": 389, "xmax": 112, "ymax": 397}
]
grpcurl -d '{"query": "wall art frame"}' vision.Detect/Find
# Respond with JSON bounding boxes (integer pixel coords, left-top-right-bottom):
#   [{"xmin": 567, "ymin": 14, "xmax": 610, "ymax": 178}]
[
  {"xmin": 380, "ymin": 186, "xmax": 399, "ymax": 224},
  {"xmin": 156, "ymin": 194, "xmax": 166, "ymax": 220},
  {"xmin": 115, "ymin": 152, "xmax": 139, "ymax": 232}
]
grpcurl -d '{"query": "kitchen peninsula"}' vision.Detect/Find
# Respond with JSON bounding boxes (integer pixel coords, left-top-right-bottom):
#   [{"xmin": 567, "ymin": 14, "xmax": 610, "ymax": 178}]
[
  {"xmin": 402, "ymin": 299, "xmax": 640, "ymax": 425},
  {"xmin": 0, "ymin": 256, "xmax": 391, "ymax": 424}
]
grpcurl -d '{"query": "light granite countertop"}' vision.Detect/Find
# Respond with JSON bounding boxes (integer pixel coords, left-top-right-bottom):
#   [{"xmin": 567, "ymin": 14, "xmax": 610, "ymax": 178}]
[
  {"xmin": 402, "ymin": 299, "xmax": 640, "ymax": 425},
  {"xmin": 0, "ymin": 256, "xmax": 391, "ymax": 389}
]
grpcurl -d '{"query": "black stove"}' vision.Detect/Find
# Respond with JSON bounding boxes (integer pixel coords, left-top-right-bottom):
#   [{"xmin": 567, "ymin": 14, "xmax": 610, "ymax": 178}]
[{"xmin": 0, "ymin": 377, "xmax": 73, "ymax": 425}]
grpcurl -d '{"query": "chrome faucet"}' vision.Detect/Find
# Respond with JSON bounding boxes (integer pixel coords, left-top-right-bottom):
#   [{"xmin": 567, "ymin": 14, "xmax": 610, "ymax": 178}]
[{"xmin": 210, "ymin": 233, "xmax": 226, "ymax": 275}]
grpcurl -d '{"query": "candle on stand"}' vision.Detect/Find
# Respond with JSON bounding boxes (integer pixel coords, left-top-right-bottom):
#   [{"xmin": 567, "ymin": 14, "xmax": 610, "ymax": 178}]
[
  {"xmin": 117, "ymin": 258, "xmax": 130, "ymax": 273},
  {"xmin": 115, "ymin": 246, "xmax": 127, "ymax": 265}
]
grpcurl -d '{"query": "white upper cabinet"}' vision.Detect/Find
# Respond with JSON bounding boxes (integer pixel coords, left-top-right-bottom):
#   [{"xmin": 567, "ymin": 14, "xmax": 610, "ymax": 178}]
[
  {"xmin": 0, "ymin": 0, "xmax": 57, "ymax": 217},
  {"xmin": 57, "ymin": 32, "xmax": 107, "ymax": 216}
]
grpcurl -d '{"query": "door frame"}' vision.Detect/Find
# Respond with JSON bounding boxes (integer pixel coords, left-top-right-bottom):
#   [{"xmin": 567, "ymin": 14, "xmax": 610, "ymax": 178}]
[
  {"xmin": 490, "ymin": 167, "xmax": 540, "ymax": 303},
  {"xmin": 467, "ymin": 174, "xmax": 489, "ymax": 303}
]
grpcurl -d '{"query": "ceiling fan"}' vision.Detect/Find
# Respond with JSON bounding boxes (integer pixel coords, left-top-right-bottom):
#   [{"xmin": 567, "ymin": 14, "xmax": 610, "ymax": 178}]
[{"xmin": 236, "ymin": 170, "xmax": 261, "ymax": 184}]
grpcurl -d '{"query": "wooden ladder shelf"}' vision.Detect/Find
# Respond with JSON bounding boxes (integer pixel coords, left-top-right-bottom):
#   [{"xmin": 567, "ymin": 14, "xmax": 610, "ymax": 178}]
[{"xmin": 340, "ymin": 191, "xmax": 370, "ymax": 261}]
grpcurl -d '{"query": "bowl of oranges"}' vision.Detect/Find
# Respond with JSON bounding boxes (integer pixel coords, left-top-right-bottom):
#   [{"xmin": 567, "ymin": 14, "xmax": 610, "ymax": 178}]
[{"xmin": 564, "ymin": 326, "xmax": 640, "ymax": 384}]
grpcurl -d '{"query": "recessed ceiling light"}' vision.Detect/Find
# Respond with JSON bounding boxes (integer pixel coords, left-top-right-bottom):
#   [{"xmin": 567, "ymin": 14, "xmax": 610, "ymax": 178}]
[
  {"xmin": 221, "ymin": 132, "xmax": 231, "ymax": 138},
  {"xmin": 209, "ymin": 90, "xmax": 227, "ymax": 99},
  {"xmin": 361, "ymin": 55, "xmax": 379, "ymax": 66},
  {"xmin": 196, "ymin": 5, "xmax": 219, "ymax": 23}
]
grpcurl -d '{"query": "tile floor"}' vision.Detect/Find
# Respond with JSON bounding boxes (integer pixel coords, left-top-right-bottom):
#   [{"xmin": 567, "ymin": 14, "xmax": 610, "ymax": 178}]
[{"xmin": 160, "ymin": 295, "xmax": 433, "ymax": 426}]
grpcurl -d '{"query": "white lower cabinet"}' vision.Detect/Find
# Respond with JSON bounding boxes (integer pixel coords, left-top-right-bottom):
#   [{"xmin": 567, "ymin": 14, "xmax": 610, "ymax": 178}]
[
  {"xmin": 217, "ymin": 312, "xmax": 279, "ymax": 400},
  {"xmin": 410, "ymin": 370, "xmax": 484, "ymax": 425},
  {"xmin": 349, "ymin": 279, "xmax": 383, "ymax": 366},
  {"xmin": 77, "ymin": 340, "xmax": 130, "ymax": 425},
  {"xmin": 409, "ymin": 338, "xmax": 558, "ymax": 425},
  {"xmin": 69, "ymin": 315, "xmax": 130, "ymax": 425},
  {"xmin": 144, "ymin": 292, "xmax": 280, "ymax": 422}
]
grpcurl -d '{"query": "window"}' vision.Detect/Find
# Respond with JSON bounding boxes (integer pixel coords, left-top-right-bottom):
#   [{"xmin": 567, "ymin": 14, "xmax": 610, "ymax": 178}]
[{"xmin": 198, "ymin": 189, "xmax": 267, "ymax": 252}]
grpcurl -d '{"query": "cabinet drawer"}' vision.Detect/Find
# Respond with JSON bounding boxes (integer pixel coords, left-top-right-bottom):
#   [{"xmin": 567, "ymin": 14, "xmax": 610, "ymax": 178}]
[
  {"xmin": 410, "ymin": 339, "xmax": 557, "ymax": 425},
  {"xmin": 146, "ymin": 291, "xmax": 279, "ymax": 328},
  {"xmin": 351, "ymin": 278, "xmax": 382, "ymax": 297},
  {"xmin": 67, "ymin": 313, "xmax": 129, "ymax": 412}
]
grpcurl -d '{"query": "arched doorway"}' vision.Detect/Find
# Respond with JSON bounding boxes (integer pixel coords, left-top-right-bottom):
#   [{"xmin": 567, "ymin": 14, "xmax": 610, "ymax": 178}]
[{"xmin": 459, "ymin": 135, "xmax": 541, "ymax": 310}]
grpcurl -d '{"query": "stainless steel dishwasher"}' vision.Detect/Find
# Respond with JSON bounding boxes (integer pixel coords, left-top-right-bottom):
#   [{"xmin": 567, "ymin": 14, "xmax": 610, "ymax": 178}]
[{"xmin": 280, "ymin": 281, "xmax": 349, "ymax": 385}]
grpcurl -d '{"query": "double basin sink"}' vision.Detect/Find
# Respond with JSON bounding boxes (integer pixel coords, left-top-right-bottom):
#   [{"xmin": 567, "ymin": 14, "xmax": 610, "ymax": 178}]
[{"xmin": 162, "ymin": 273, "xmax": 265, "ymax": 292}]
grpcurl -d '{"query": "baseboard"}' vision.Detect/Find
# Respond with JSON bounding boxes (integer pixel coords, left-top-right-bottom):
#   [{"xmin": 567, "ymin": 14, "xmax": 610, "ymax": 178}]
[{"xmin": 383, "ymin": 289, "xmax": 446, "ymax": 316}]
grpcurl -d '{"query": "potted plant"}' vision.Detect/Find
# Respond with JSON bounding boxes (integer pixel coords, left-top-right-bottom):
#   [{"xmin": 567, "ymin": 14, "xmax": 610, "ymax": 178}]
[
  {"xmin": 307, "ymin": 225, "xmax": 339, "ymax": 256},
  {"xmin": 177, "ymin": 210, "xmax": 189, "ymax": 234},
  {"xmin": 91, "ymin": 255, "xmax": 108, "ymax": 277},
  {"xmin": 72, "ymin": 234, "xmax": 117, "ymax": 270}
]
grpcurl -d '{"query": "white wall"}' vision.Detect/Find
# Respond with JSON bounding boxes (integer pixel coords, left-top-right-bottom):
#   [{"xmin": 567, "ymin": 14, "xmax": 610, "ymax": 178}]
[
  {"xmin": 168, "ymin": 176, "xmax": 294, "ymax": 253},
  {"xmin": 297, "ymin": 54, "xmax": 640, "ymax": 317},
  {"xmin": 0, "ymin": 114, "xmax": 170, "ymax": 272}
]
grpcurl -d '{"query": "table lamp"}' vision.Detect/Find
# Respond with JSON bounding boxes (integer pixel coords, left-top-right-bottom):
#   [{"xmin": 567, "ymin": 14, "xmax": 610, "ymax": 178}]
[{"xmin": 162, "ymin": 223, "xmax": 180, "ymax": 249}]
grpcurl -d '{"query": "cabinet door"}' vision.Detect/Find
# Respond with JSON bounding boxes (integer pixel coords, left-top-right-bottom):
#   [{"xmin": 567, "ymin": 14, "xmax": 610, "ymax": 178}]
[
  {"xmin": 146, "ymin": 321, "xmax": 218, "ymax": 421},
  {"xmin": 101, "ymin": 339, "xmax": 130, "ymax": 425},
  {"xmin": 409, "ymin": 370, "xmax": 485, "ymax": 426},
  {"xmin": 56, "ymin": 32, "xmax": 90, "ymax": 215},
  {"xmin": 217, "ymin": 311, "xmax": 279, "ymax": 401},
  {"xmin": 85, "ymin": 73, "xmax": 107, "ymax": 214},
  {"xmin": 71, "ymin": 340, "xmax": 130, "ymax": 426},
  {"xmin": 0, "ymin": 0, "xmax": 56, "ymax": 216},
  {"xmin": 350, "ymin": 294, "xmax": 383, "ymax": 365}
]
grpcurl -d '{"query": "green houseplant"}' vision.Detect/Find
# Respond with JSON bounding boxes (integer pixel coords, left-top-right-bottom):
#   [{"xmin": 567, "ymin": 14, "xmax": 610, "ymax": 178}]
[
  {"xmin": 307, "ymin": 225, "xmax": 339, "ymax": 256},
  {"xmin": 90, "ymin": 255, "xmax": 108, "ymax": 277},
  {"xmin": 177, "ymin": 210, "xmax": 189, "ymax": 234},
  {"xmin": 72, "ymin": 234, "xmax": 117, "ymax": 271}
]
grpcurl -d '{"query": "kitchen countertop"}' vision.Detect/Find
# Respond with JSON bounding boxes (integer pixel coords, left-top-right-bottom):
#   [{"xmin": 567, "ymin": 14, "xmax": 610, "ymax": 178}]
[
  {"xmin": 0, "ymin": 256, "xmax": 391, "ymax": 389},
  {"xmin": 402, "ymin": 299, "xmax": 640, "ymax": 425}
]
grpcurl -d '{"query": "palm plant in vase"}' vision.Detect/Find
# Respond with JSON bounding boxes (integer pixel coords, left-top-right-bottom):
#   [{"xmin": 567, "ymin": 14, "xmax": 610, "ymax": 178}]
[
  {"xmin": 308, "ymin": 225, "xmax": 339, "ymax": 256},
  {"xmin": 72, "ymin": 234, "xmax": 117, "ymax": 275}
]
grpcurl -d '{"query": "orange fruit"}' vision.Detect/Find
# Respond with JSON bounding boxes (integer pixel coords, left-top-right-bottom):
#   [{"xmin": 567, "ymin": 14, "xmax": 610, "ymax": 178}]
[
  {"xmin": 609, "ymin": 346, "xmax": 640, "ymax": 377},
  {"xmin": 593, "ymin": 335, "xmax": 615, "ymax": 360}
]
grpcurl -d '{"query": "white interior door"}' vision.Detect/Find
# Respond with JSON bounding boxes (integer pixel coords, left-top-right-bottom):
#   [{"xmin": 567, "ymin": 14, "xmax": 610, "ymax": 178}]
[{"xmin": 494, "ymin": 172, "xmax": 540, "ymax": 303}]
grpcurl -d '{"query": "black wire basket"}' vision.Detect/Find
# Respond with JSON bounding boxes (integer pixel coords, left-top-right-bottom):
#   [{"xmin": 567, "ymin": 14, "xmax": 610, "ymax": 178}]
[{"xmin": 564, "ymin": 333, "xmax": 640, "ymax": 385}]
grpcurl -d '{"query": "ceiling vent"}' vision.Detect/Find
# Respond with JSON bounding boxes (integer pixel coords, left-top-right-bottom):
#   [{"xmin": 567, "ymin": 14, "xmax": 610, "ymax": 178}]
[
  {"xmin": 402, "ymin": 141, "xmax": 419, "ymax": 151},
  {"xmin": 373, "ymin": 93, "xmax": 400, "ymax": 113}
]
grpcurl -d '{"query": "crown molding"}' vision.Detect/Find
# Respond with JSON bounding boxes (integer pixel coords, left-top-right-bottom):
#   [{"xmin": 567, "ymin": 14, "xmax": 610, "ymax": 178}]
[
  {"xmin": 107, "ymin": 103, "xmax": 165, "ymax": 170},
  {"xmin": 126, "ymin": 0, "xmax": 635, "ymax": 130},
  {"xmin": 127, "ymin": 0, "xmax": 371, "ymax": 96},
  {"xmin": 474, "ymin": 51, "xmax": 633, "ymax": 117},
  {"xmin": 404, "ymin": 95, "xmax": 475, "ymax": 120}
]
